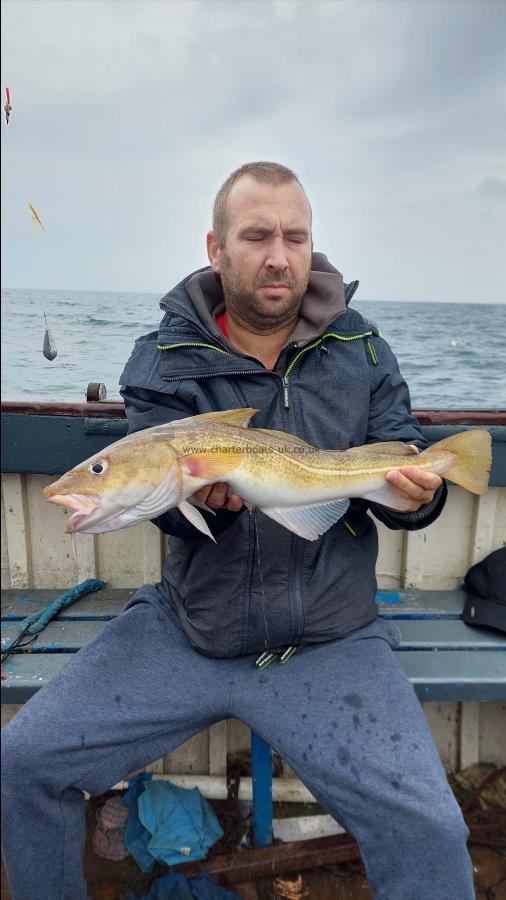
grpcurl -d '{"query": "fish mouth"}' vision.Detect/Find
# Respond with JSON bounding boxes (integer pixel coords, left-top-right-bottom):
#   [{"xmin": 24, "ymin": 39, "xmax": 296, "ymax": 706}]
[{"xmin": 44, "ymin": 493, "xmax": 100, "ymax": 533}]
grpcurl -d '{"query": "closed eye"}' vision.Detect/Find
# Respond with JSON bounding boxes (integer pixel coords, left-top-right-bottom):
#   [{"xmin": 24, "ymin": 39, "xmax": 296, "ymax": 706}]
[{"xmin": 246, "ymin": 235, "xmax": 306, "ymax": 243}]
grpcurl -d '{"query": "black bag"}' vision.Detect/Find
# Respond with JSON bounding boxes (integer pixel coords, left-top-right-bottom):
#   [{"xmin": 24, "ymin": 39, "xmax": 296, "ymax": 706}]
[{"xmin": 462, "ymin": 547, "xmax": 506, "ymax": 634}]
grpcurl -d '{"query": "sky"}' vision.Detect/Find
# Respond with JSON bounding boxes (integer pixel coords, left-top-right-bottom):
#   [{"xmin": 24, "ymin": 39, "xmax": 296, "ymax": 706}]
[{"xmin": 1, "ymin": 0, "xmax": 506, "ymax": 302}]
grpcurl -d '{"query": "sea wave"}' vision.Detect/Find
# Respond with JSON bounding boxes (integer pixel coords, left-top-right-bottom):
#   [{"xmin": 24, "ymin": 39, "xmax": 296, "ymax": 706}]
[{"xmin": 1, "ymin": 289, "xmax": 505, "ymax": 407}]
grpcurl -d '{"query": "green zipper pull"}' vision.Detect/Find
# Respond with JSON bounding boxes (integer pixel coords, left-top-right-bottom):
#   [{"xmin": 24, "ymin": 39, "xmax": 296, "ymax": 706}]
[
  {"xmin": 282, "ymin": 376, "xmax": 290, "ymax": 408},
  {"xmin": 366, "ymin": 338, "xmax": 379, "ymax": 366}
]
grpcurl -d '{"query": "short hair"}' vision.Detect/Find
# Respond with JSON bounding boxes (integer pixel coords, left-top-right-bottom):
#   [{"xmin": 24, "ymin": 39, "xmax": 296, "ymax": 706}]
[{"xmin": 212, "ymin": 161, "xmax": 309, "ymax": 246}]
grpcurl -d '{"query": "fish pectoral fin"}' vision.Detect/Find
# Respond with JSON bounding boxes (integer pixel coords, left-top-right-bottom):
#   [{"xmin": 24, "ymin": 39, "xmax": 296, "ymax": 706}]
[
  {"xmin": 361, "ymin": 484, "xmax": 413, "ymax": 511},
  {"xmin": 178, "ymin": 500, "xmax": 216, "ymax": 541},
  {"xmin": 180, "ymin": 449, "xmax": 243, "ymax": 480},
  {"xmin": 260, "ymin": 498, "xmax": 350, "ymax": 541},
  {"xmin": 186, "ymin": 496, "xmax": 216, "ymax": 516}
]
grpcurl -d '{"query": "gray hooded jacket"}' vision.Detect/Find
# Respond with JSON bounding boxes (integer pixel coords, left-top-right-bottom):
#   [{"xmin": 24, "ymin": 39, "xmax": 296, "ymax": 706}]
[{"xmin": 120, "ymin": 253, "xmax": 446, "ymax": 658}]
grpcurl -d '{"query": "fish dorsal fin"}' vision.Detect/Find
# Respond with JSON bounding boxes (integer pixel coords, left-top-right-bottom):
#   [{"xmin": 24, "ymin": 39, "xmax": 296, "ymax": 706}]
[
  {"xmin": 260, "ymin": 498, "xmax": 350, "ymax": 541},
  {"xmin": 343, "ymin": 442, "xmax": 419, "ymax": 458},
  {"xmin": 183, "ymin": 408, "xmax": 260, "ymax": 428},
  {"xmin": 250, "ymin": 428, "xmax": 309, "ymax": 446}
]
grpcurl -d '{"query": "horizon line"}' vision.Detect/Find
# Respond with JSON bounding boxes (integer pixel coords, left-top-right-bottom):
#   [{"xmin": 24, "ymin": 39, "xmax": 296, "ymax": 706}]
[{"xmin": 1, "ymin": 286, "xmax": 505, "ymax": 306}]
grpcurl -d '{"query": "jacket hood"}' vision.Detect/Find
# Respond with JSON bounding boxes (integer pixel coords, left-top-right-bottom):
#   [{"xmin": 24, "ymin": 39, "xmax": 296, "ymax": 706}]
[{"xmin": 160, "ymin": 252, "xmax": 358, "ymax": 349}]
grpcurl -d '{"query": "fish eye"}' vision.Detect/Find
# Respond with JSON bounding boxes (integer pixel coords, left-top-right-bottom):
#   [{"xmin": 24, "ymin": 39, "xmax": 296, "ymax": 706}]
[{"xmin": 90, "ymin": 460, "xmax": 107, "ymax": 475}]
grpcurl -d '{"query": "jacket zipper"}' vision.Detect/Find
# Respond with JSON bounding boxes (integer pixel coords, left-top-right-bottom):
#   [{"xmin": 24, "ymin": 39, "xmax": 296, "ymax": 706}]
[
  {"xmin": 157, "ymin": 331, "xmax": 376, "ymax": 397},
  {"xmin": 157, "ymin": 341, "xmax": 271, "ymax": 385},
  {"xmin": 156, "ymin": 329, "xmax": 374, "ymax": 647},
  {"xmin": 282, "ymin": 380, "xmax": 304, "ymax": 641},
  {"xmin": 157, "ymin": 341, "xmax": 232, "ymax": 355},
  {"xmin": 278, "ymin": 329, "xmax": 373, "ymax": 639},
  {"xmin": 280, "ymin": 330, "xmax": 374, "ymax": 408}
]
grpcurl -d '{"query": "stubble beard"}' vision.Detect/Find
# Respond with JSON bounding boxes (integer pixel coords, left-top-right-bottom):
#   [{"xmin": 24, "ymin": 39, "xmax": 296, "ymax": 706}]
[{"xmin": 219, "ymin": 252, "xmax": 310, "ymax": 334}]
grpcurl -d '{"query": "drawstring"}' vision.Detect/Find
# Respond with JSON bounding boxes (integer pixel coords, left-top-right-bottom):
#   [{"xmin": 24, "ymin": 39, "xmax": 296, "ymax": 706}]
[{"xmin": 251, "ymin": 509, "xmax": 271, "ymax": 650}]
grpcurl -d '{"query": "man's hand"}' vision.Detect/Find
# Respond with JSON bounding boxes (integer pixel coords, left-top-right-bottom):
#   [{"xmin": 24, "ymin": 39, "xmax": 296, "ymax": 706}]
[
  {"xmin": 382, "ymin": 444, "xmax": 441, "ymax": 512},
  {"xmin": 192, "ymin": 482, "xmax": 244, "ymax": 512},
  {"xmin": 385, "ymin": 463, "xmax": 442, "ymax": 513}
]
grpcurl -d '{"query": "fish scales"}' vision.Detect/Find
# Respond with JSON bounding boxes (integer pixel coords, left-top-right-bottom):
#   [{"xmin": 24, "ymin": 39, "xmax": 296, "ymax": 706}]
[{"xmin": 166, "ymin": 423, "xmax": 453, "ymax": 489}]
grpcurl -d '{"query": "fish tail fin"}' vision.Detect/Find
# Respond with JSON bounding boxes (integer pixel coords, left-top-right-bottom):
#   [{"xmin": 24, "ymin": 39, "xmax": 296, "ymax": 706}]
[{"xmin": 432, "ymin": 429, "xmax": 492, "ymax": 494}]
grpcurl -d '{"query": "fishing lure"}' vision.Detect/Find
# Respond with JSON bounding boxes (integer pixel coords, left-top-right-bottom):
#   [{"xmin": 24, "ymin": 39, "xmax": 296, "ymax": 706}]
[
  {"xmin": 4, "ymin": 87, "xmax": 12, "ymax": 125},
  {"xmin": 43, "ymin": 312, "xmax": 57, "ymax": 361},
  {"xmin": 29, "ymin": 202, "xmax": 45, "ymax": 231}
]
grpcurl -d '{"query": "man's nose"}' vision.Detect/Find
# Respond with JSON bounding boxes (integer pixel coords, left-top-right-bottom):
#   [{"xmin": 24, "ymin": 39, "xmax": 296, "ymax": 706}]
[{"xmin": 264, "ymin": 238, "xmax": 289, "ymax": 271}]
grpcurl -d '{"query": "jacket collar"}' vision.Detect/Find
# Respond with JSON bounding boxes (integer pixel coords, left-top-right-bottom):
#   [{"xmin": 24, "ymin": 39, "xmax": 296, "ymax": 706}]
[{"xmin": 159, "ymin": 252, "xmax": 359, "ymax": 349}]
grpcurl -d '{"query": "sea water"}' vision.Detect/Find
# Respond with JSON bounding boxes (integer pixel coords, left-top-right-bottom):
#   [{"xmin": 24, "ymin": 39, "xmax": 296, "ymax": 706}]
[{"xmin": 1, "ymin": 288, "xmax": 505, "ymax": 408}]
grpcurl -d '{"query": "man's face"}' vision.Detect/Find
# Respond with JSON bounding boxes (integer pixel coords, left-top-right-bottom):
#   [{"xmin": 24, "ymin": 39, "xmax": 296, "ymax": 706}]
[{"xmin": 207, "ymin": 176, "xmax": 312, "ymax": 332}]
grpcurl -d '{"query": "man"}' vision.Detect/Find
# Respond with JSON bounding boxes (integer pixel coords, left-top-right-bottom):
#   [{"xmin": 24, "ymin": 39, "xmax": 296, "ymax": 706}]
[{"xmin": 2, "ymin": 162, "xmax": 473, "ymax": 898}]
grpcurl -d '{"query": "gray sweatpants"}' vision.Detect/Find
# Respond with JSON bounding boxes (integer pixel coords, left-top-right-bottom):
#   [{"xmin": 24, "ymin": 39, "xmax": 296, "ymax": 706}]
[{"xmin": 1, "ymin": 585, "xmax": 474, "ymax": 899}]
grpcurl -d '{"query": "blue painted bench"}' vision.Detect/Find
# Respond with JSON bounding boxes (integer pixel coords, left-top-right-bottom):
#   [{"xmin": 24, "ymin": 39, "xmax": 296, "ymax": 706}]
[
  {"xmin": 3, "ymin": 587, "xmax": 505, "ymax": 705},
  {"xmin": 2, "ymin": 586, "xmax": 505, "ymax": 847}
]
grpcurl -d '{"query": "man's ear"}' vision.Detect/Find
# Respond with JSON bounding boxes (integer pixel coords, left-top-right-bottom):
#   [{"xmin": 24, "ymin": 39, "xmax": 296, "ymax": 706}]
[{"xmin": 206, "ymin": 232, "xmax": 221, "ymax": 273}]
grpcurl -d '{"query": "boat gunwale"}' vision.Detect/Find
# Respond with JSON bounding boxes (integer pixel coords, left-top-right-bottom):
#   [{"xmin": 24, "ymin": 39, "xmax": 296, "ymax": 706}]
[{"xmin": 2, "ymin": 400, "xmax": 506, "ymax": 426}]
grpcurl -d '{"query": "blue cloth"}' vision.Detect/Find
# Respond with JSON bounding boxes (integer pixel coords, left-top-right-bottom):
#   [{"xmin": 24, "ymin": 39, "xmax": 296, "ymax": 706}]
[
  {"xmin": 129, "ymin": 872, "xmax": 238, "ymax": 899},
  {"xmin": 191, "ymin": 875, "xmax": 238, "ymax": 900},
  {"xmin": 123, "ymin": 773, "xmax": 223, "ymax": 872},
  {"xmin": 122, "ymin": 773, "xmax": 156, "ymax": 872}
]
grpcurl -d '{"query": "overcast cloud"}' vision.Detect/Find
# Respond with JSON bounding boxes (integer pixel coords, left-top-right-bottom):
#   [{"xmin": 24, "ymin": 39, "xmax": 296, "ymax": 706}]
[{"xmin": 1, "ymin": 0, "xmax": 505, "ymax": 301}]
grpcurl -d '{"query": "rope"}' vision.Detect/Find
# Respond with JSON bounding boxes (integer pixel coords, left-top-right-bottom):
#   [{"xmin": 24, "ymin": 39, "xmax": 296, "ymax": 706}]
[
  {"xmin": 1, "ymin": 579, "xmax": 107, "ymax": 664},
  {"xmin": 19, "ymin": 579, "xmax": 107, "ymax": 633}
]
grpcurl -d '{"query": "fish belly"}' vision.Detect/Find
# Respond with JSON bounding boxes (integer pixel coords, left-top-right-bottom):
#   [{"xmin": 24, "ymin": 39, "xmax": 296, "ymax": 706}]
[{"xmin": 225, "ymin": 468, "xmax": 381, "ymax": 508}]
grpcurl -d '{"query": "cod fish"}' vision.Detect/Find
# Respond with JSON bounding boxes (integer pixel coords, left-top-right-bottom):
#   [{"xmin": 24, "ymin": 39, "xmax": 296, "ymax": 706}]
[{"xmin": 44, "ymin": 408, "xmax": 492, "ymax": 542}]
